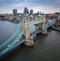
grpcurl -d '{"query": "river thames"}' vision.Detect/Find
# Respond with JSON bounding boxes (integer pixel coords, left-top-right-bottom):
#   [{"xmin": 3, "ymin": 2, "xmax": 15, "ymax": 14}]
[{"xmin": 0, "ymin": 20, "xmax": 60, "ymax": 61}]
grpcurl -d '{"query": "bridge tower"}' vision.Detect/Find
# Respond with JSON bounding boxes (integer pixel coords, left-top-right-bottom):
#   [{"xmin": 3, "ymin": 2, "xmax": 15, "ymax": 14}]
[
  {"xmin": 20, "ymin": 16, "xmax": 34, "ymax": 47},
  {"xmin": 41, "ymin": 16, "xmax": 48, "ymax": 35},
  {"xmin": 36, "ymin": 15, "xmax": 48, "ymax": 35},
  {"xmin": 24, "ymin": 21, "xmax": 34, "ymax": 46}
]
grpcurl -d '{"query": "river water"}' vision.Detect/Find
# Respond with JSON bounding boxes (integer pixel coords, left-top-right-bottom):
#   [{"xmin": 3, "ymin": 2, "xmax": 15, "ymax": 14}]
[
  {"xmin": 0, "ymin": 20, "xmax": 60, "ymax": 61},
  {"xmin": 0, "ymin": 20, "xmax": 18, "ymax": 45}
]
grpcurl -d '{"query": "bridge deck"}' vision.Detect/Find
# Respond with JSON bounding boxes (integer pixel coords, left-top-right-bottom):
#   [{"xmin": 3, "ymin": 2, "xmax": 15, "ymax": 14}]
[{"xmin": 0, "ymin": 17, "xmax": 27, "ymax": 56}]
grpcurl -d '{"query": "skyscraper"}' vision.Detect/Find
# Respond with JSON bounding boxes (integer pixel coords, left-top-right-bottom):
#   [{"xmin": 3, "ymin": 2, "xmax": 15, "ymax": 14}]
[
  {"xmin": 30, "ymin": 9, "xmax": 33, "ymax": 15},
  {"xmin": 13, "ymin": 9, "xmax": 17, "ymax": 16},
  {"xmin": 24, "ymin": 7, "xmax": 29, "ymax": 15}
]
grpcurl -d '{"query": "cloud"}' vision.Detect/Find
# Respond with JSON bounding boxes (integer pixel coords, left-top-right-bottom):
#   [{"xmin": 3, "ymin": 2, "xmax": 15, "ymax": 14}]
[
  {"xmin": 0, "ymin": 0, "xmax": 60, "ymax": 14},
  {"xmin": 52, "ymin": 0, "xmax": 60, "ymax": 5},
  {"xmin": 0, "ymin": 0, "xmax": 23, "ymax": 7}
]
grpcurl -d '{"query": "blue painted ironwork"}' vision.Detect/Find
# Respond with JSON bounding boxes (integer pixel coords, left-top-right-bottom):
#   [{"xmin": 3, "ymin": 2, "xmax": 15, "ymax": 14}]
[
  {"xmin": 0, "ymin": 27, "xmax": 26, "ymax": 56},
  {"xmin": 0, "ymin": 24, "xmax": 20, "ymax": 48},
  {"xmin": 0, "ymin": 17, "xmax": 26, "ymax": 56},
  {"xmin": 45, "ymin": 22, "xmax": 53, "ymax": 29}
]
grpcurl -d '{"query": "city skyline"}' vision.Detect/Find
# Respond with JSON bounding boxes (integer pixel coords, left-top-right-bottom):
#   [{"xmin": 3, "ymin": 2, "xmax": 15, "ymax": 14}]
[{"xmin": 0, "ymin": 0, "xmax": 60, "ymax": 14}]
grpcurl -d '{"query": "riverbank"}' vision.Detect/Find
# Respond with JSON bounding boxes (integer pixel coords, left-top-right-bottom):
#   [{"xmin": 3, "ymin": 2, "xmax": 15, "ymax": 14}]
[{"xmin": 0, "ymin": 20, "xmax": 19, "ymax": 24}]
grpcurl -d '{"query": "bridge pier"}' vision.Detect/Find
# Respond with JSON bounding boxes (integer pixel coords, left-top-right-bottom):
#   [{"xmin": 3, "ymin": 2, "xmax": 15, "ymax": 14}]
[
  {"xmin": 41, "ymin": 29, "xmax": 48, "ymax": 35},
  {"xmin": 24, "ymin": 22, "xmax": 34, "ymax": 47},
  {"xmin": 41, "ymin": 22, "xmax": 48, "ymax": 35}
]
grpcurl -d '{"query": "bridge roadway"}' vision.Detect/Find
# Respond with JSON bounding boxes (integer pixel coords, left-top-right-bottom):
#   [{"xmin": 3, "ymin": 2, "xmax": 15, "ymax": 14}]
[{"xmin": 0, "ymin": 19, "xmax": 54, "ymax": 56}]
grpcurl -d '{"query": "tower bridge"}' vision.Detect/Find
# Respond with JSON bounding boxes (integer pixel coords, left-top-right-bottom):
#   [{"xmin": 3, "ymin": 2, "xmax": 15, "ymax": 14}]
[{"xmin": 0, "ymin": 15, "xmax": 55, "ymax": 56}]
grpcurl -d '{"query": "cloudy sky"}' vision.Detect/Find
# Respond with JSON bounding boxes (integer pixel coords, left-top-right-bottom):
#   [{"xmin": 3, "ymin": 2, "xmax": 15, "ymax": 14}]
[{"xmin": 0, "ymin": 0, "xmax": 60, "ymax": 14}]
